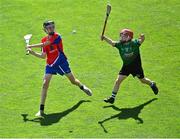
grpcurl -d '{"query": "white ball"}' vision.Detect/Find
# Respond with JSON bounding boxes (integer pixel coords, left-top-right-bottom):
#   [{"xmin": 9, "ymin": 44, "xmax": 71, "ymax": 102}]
[{"xmin": 72, "ymin": 30, "xmax": 76, "ymax": 34}]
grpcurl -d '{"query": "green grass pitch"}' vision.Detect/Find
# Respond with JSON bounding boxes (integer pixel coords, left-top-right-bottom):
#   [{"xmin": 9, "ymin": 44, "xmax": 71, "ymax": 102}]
[{"xmin": 0, "ymin": 0, "xmax": 180, "ymax": 138}]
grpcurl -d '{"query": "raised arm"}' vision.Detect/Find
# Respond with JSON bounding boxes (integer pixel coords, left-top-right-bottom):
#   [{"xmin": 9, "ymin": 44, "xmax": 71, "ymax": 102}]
[
  {"xmin": 138, "ymin": 34, "xmax": 145, "ymax": 45},
  {"xmin": 101, "ymin": 35, "xmax": 116, "ymax": 47}
]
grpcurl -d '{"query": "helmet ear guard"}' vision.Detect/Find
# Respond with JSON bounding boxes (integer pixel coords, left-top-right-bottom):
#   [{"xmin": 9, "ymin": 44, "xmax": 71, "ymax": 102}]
[{"xmin": 43, "ymin": 28, "xmax": 48, "ymax": 34}]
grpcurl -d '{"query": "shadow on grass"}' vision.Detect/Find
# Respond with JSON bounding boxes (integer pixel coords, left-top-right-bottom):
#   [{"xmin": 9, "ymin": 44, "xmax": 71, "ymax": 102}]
[
  {"xmin": 21, "ymin": 100, "xmax": 91, "ymax": 126},
  {"xmin": 98, "ymin": 98, "xmax": 158, "ymax": 133}
]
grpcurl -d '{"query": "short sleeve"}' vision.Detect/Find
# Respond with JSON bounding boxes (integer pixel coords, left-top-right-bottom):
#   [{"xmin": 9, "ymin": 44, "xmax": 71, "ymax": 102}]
[
  {"xmin": 41, "ymin": 38, "xmax": 46, "ymax": 53},
  {"xmin": 114, "ymin": 43, "xmax": 118, "ymax": 48},
  {"xmin": 133, "ymin": 39, "xmax": 141, "ymax": 47},
  {"xmin": 114, "ymin": 41, "xmax": 121, "ymax": 48}
]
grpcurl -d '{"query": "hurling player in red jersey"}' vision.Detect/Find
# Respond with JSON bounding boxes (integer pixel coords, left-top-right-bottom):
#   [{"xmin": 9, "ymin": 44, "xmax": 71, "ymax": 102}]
[{"xmin": 26, "ymin": 20, "xmax": 92, "ymax": 117}]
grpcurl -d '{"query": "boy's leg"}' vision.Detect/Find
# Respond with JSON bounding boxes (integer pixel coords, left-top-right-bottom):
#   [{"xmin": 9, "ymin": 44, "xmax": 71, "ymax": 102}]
[
  {"xmin": 65, "ymin": 72, "xmax": 92, "ymax": 96},
  {"xmin": 139, "ymin": 77, "xmax": 152, "ymax": 85},
  {"xmin": 104, "ymin": 74, "xmax": 127, "ymax": 104},
  {"xmin": 113, "ymin": 75, "xmax": 127, "ymax": 93},
  {"xmin": 132, "ymin": 64, "xmax": 159, "ymax": 95},
  {"xmin": 139, "ymin": 77, "xmax": 158, "ymax": 95},
  {"xmin": 36, "ymin": 74, "xmax": 52, "ymax": 117}
]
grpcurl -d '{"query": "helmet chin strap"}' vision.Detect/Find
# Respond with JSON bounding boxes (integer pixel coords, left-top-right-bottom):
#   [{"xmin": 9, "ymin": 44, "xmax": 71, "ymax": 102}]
[{"xmin": 48, "ymin": 32, "xmax": 54, "ymax": 35}]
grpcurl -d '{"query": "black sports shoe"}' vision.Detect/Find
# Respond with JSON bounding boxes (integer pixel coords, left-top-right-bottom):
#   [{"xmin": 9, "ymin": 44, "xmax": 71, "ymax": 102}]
[
  {"xmin": 151, "ymin": 82, "xmax": 159, "ymax": 95},
  {"xmin": 104, "ymin": 97, "xmax": 115, "ymax": 104}
]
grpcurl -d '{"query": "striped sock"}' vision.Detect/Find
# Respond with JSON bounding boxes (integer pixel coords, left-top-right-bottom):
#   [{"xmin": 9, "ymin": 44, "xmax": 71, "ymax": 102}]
[
  {"xmin": 111, "ymin": 92, "xmax": 117, "ymax": 98},
  {"xmin": 150, "ymin": 82, "xmax": 154, "ymax": 87},
  {"xmin": 79, "ymin": 85, "xmax": 84, "ymax": 90}
]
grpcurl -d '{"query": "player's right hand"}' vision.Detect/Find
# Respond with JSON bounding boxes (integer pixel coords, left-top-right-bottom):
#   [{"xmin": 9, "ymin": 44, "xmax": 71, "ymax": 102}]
[
  {"xmin": 101, "ymin": 35, "xmax": 105, "ymax": 41},
  {"xmin": 26, "ymin": 45, "xmax": 31, "ymax": 49}
]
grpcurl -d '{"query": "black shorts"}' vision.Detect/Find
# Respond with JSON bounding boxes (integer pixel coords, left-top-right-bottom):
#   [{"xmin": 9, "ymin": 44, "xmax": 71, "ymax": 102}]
[{"xmin": 119, "ymin": 63, "xmax": 144, "ymax": 79}]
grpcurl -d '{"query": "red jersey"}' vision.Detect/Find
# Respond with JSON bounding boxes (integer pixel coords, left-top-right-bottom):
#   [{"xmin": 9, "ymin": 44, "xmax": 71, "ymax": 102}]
[{"xmin": 41, "ymin": 33, "xmax": 64, "ymax": 65}]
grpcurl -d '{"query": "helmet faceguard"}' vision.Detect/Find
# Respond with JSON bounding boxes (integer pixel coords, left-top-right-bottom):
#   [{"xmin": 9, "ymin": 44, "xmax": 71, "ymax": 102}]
[
  {"xmin": 120, "ymin": 29, "xmax": 133, "ymax": 42},
  {"xmin": 43, "ymin": 20, "xmax": 55, "ymax": 35}
]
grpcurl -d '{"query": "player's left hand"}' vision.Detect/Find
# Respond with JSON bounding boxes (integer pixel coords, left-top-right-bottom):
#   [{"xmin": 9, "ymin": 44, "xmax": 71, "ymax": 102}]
[
  {"xmin": 26, "ymin": 48, "xmax": 32, "ymax": 53},
  {"xmin": 139, "ymin": 34, "xmax": 145, "ymax": 40},
  {"xmin": 139, "ymin": 34, "xmax": 145, "ymax": 44}
]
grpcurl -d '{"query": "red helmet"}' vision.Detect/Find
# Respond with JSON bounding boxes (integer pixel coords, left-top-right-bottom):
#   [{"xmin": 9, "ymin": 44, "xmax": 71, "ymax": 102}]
[{"xmin": 120, "ymin": 29, "xmax": 133, "ymax": 39}]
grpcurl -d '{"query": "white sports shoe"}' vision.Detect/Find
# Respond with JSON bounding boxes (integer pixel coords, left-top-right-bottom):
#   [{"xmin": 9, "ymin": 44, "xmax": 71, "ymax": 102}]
[
  {"xmin": 35, "ymin": 111, "xmax": 45, "ymax": 118},
  {"xmin": 82, "ymin": 85, "xmax": 92, "ymax": 96}
]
